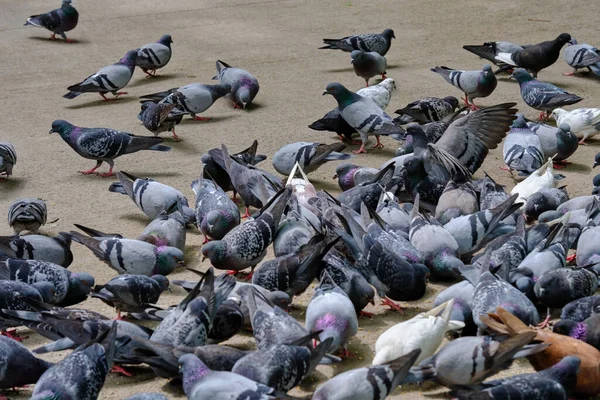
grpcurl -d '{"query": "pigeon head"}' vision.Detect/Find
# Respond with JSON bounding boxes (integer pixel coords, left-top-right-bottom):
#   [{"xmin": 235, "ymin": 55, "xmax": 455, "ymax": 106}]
[
  {"xmin": 151, "ymin": 274, "xmax": 170, "ymax": 292},
  {"xmin": 201, "ymin": 240, "xmax": 228, "ymax": 266},
  {"xmin": 510, "ymin": 113, "xmax": 528, "ymax": 129},
  {"xmin": 62, "ymin": 0, "xmax": 72, "ymax": 4},
  {"xmin": 158, "ymin": 34, "xmax": 173, "ymax": 46},
  {"xmin": 524, "ymin": 192, "xmax": 551, "ymax": 220},
  {"xmin": 568, "ymin": 38, "xmax": 578, "ymax": 46},
  {"xmin": 333, "ymin": 162, "xmax": 358, "ymax": 180},
  {"xmin": 350, "ymin": 277, "xmax": 375, "ymax": 310},
  {"xmin": 350, "ymin": 50, "xmax": 365, "ymax": 63},
  {"xmin": 32, "ymin": 281, "xmax": 57, "ymax": 303},
  {"xmin": 382, "ymin": 28, "xmax": 396, "ymax": 40},
  {"xmin": 119, "ymin": 50, "xmax": 138, "ymax": 67},
  {"xmin": 155, "ymin": 246, "xmax": 184, "ymax": 274},
  {"xmin": 323, "ymin": 82, "xmax": 352, "ymax": 103},
  {"xmin": 594, "ymin": 152, "xmax": 600, "ymax": 168},
  {"xmin": 178, "ymin": 354, "xmax": 211, "ymax": 396},
  {"xmin": 509, "ymin": 68, "xmax": 534, "ymax": 84},
  {"xmin": 380, "ymin": 77, "xmax": 396, "ymax": 91},
  {"xmin": 236, "ymin": 86, "xmax": 254, "ymax": 109},
  {"xmin": 268, "ymin": 290, "xmax": 292, "ymax": 310},
  {"xmin": 553, "ymin": 319, "xmax": 585, "ymax": 339},
  {"xmin": 550, "ymin": 108, "xmax": 567, "ymax": 123},
  {"xmin": 70, "ymin": 271, "xmax": 95, "ymax": 293},
  {"xmin": 443, "ymin": 96, "xmax": 460, "ymax": 110},
  {"xmin": 49, "ymin": 120, "xmax": 73, "ymax": 136},
  {"xmin": 201, "ymin": 210, "xmax": 236, "ymax": 241},
  {"xmin": 556, "ymin": 33, "xmax": 571, "ymax": 45}
]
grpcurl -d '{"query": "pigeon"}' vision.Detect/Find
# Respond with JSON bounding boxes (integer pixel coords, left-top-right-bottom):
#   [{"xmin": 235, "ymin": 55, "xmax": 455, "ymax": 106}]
[
  {"xmin": 563, "ymin": 38, "xmax": 600, "ymax": 76},
  {"xmin": 7, "ymin": 198, "xmax": 47, "ymax": 235},
  {"xmin": 272, "ymin": 142, "xmax": 351, "ymax": 175},
  {"xmin": 139, "ymin": 208, "xmax": 186, "ymax": 251},
  {"xmin": 139, "ymin": 83, "xmax": 231, "ymax": 120},
  {"xmin": 479, "ymin": 172, "xmax": 510, "ymax": 210},
  {"xmin": 373, "ymin": 300, "xmax": 464, "ymax": 365},
  {"xmin": 312, "ymin": 349, "xmax": 420, "ymax": 400},
  {"xmin": 333, "ymin": 163, "xmax": 379, "ymax": 191},
  {"xmin": 463, "ymin": 41, "xmax": 527, "ymax": 68},
  {"xmin": 0, "ymin": 335, "xmax": 53, "ymax": 389},
  {"xmin": 24, "ymin": 0, "xmax": 78, "ymax": 42},
  {"xmin": 355, "ymin": 78, "xmax": 396, "ymax": 110},
  {"xmin": 534, "ymin": 268, "xmax": 598, "ymax": 308},
  {"xmin": 202, "ymin": 187, "xmax": 291, "ymax": 272},
  {"xmin": 305, "ymin": 271, "xmax": 358, "ymax": 355},
  {"xmin": 510, "ymin": 68, "xmax": 583, "ymax": 121},
  {"xmin": 454, "ymin": 355, "xmax": 580, "ymax": 399},
  {"xmin": 209, "ymin": 298, "xmax": 244, "ymax": 343},
  {"xmin": 394, "ymin": 96, "xmax": 460, "ymax": 124},
  {"xmin": 64, "ymin": 50, "xmax": 137, "ymax": 100},
  {"xmin": 511, "ymin": 158, "xmax": 559, "ymax": 205},
  {"xmin": 554, "ymin": 315, "xmax": 600, "ymax": 350},
  {"xmin": 213, "ymin": 60, "xmax": 260, "ymax": 109},
  {"xmin": 561, "ymin": 295, "xmax": 600, "ymax": 322},
  {"xmin": 178, "ymin": 353, "xmax": 278, "ymax": 400},
  {"xmin": 524, "ymin": 187, "xmax": 569, "ymax": 221},
  {"xmin": 69, "ymin": 227, "xmax": 184, "ymax": 276},
  {"xmin": 321, "ymin": 254, "xmax": 375, "ymax": 314},
  {"xmin": 503, "ymin": 114, "xmax": 545, "ymax": 175},
  {"xmin": 435, "ymin": 177, "xmax": 479, "ymax": 224},
  {"xmin": 319, "ymin": 29, "xmax": 396, "ymax": 56},
  {"xmin": 528, "ymin": 122, "xmax": 579, "ymax": 166},
  {"xmin": 50, "ymin": 120, "xmax": 171, "ymax": 177},
  {"xmin": 577, "ymin": 220, "xmax": 600, "ymax": 267},
  {"xmin": 495, "ymin": 33, "xmax": 572, "ymax": 77},
  {"xmin": 108, "ymin": 172, "xmax": 191, "ymax": 221},
  {"xmin": 30, "ymin": 323, "xmax": 117, "ymax": 400},
  {"xmin": 151, "ymin": 268, "xmax": 235, "ymax": 347},
  {"xmin": 138, "ymin": 102, "xmax": 184, "ymax": 141},
  {"xmin": 191, "ymin": 177, "xmax": 240, "ymax": 242},
  {"xmin": 231, "ymin": 337, "xmax": 331, "ymax": 392},
  {"xmin": 0, "ymin": 142, "xmax": 17, "ymax": 181},
  {"xmin": 323, "ymin": 82, "xmax": 404, "ymax": 153},
  {"xmin": 350, "ymin": 50, "xmax": 387, "ymax": 86},
  {"xmin": 336, "ymin": 162, "xmax": 398, "ymax": 212},
  {"xmin": 551, "ymin": 108, "xmax": 600, "ymax": 145},
  {"xmin": 91, "ymin": 274, "xmax": 170, "ymax": 318},
  {"xmin": 0, "ymin": 257, "xmax": 94, "ymax": 305},
  {"xmin": 0, "ymin": 233, "xmax": 73, "ymax": 267},
  {"xmin": 125, "ymin": 394, "xmax": 168, "ymax": 400},
  {"xmin": 135, "ymin": 34, "xmax": 173, "ymax": 77},
  {"xmin": 431, "ymin": 64, "xmax": 497, "ymax": 110}
]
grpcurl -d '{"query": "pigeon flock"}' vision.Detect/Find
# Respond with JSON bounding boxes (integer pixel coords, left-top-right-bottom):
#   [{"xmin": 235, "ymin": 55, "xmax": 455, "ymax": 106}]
[{"xmin": 4, "ymin": 1, "xmax": 600, "ymax": 399}]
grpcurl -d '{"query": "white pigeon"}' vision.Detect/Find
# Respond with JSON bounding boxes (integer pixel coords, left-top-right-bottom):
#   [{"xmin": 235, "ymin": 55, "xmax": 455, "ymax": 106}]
[
  {"xmin": 511, "ymin": 157, "xmax": 557, "ymax": 205},
  {"xmin": 372, "ymin": 299, "xmax": 464, "ymax": 365},
  {"xmin": 551, "ymin": 107, "xmax": 600, "ymax": 144},
  {"xmin": 356, "ymin": 78, "xmax": 396, "ymax": 110}
]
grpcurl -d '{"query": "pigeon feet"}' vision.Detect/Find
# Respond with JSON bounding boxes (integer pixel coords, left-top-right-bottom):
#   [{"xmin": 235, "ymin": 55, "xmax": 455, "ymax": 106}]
[
  {"xmin": 380, "ymin": 297, "xmax": 404, "ymax": 313},
  {"xmin": 97, "ymin": 171, "xmax": 116, "ymax": 178},
  {"xmin": 79, "ymin": 167, "xmax": 100, "ymax": 175},
  {"xmin": 193, "ymin": 116, "xmax": 212, "ymax": 121},
  {"xmin": 566, "ymin": 253, "xmax": 577, "ymax": 263},
  {"xmin": 144, "ymin": 69, "xmax": 157, "ymax": 78},
  {"xmin": 171, "ymin": 130, "xmax": 182, "ymax": 141},
  {"xmin": 359, "ymin": 310, "xmax": 374, "ymax": 318},
  {"xmin": 562, "ymin": 70, "xmax": 576, "ymax": 76},
  {"xmin": 202, "ymin": 236, "xmax": 211, "ymax": 244},
  {"xmin": 536, "ymin": 314, "xmax": 552, "ymax": 329},
  {"xmin": 241, "ymin": 208, "xmax": 252, "ymax": 218},
  {"xmin": 227, "ymin": 270, "xmax": 239, "ymax": 276},
  {"xmin": 498, "ymin": 166, "xmax": 514, "ymax": 175},
  {"xmin": 110, "ymin": 365, "xmax": 135, "ymax": 377},
  {"xmin": 339, "ymin": 347, "xmax": 356, "ymax": 358},
  {"xmin": 537, "ymin": 111, "xmax": 550, "ymax": 122},
  {"xmin": 233, "ymin": 102, "xmax": 243, "ymax": 109},
  {"xmin": 578, "ymin": 139, "xmax": 588, "ymax": 145},
  {"xmin": 1, "ymin": 329, "xmax": 26, "ymax": 342},
  {"xmin": 469, "ymin": 104, "xmax": 480, "ymax": 111},
  {"xmin": 66, "ymin": 38, "xmax": 76, "ymax": 43},
  {"xmin": 352, "ymin": 145, "xmax": 367, "ymax": 154},
  {"xmin": 553, "ymin": 163, "xmax": 566, "ymax": 170},
  {"xmin": 49, "ymin": 34, "xmax": 56, "ymax": 40},
  {"xmin": 372, "ymin": 137, "xmax": 385, "ymax": 149}
]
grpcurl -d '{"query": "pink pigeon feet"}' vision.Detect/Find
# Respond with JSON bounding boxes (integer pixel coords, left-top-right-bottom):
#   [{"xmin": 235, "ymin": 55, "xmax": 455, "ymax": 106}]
[
  {"xmin": 79, "ymin": 166, "xmax": 101, "ymax": 175},
  {"xmin": 171, "ymin": 129, "xmax": 182, "ymax": 142},
  {"xmin": 372, "ymin": 137, "xmax": 384, "ymax": 149},
  {"xmin": 536, "ymin": 314, "xmax": 552, "ymax": 329},
  {"xmin": 352, "ymin": 145, "xmax": 367, "ymax": 154},
  {"xmin": 537, "ymin": 111, "xmax": 551, "ymax": 122},
  {"xmin": 144, "ymin": 69, "xmax": 157, "ymax": 78},
  {"xmin": 553, "ymin": 160, "xmax": 572, "ymax": 169},
  {"xmin": 1, "ymin": 329, "xmax": 26, "ymax": 342},
  {"xmin": 380, "ymin": 297, "xmax": 404, "ymax": 314},
  {"xmin": 99, "ymin": 92, "xmax": 128, "ymax": 101},
  {"xmin": 233, "ymin": 102, "xmax": 243, "ymax": 109},
  {"xmin": 241, "ymin": 207, "xmax": 252, "ymax": 218},
  {"xmin": 339, "ymin": 347, "xmax": 356, "ymax": 358},
  {"xmin": 562, "ymin": 70, "xmax": 576, "ymax": 76},
  {"xmin": 566, "ymin": 253, "xmax": 577, "ymax": 263},
  {"xmin": 49, "ymin": 33, "xmax": 57, "ymax": 40},
  {"xmin": 110, "ymin": 365, "xmax": 135, "ymax": 377},
  {"xmin": 579, "ymin": 139, "xmax": 588, "ymax": 145}
]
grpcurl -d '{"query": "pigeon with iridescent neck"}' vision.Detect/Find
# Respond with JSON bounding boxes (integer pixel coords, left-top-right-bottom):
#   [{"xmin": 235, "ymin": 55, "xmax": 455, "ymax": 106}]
[
  {"xmin": 64, "ymin": 50, "xmax": 137, "ymax": 100},
  {"xmin": 24, "ymin": 0, "xmax": 78, "ymax": 42},
  {"xmin": 136, "ymin": 34, "xmax": 173, "ymax": 77},
  {"xmin": 138, "ymin": 209, "xmax": 186, "ymax": 251},
  {"xmin": 214, "ymin": 60, "xmax": 260, "ymax": 109},
  {"xmin": 431, "ymin": 64, "xmax": 497, "ymax": 110},
  {"xmin": 49, "ymin": 121, "xmax": 170, "ymax": 177}
]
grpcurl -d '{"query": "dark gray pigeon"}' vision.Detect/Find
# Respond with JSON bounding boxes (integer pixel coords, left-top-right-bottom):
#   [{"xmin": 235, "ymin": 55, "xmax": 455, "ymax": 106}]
[
  {"xmin": 272, "ymin": 142, "xmax": 351, "ymax": 175},
  {"xmin": 0, "ymin": 280, "xmax": 55, "ymax": 340},
  {"xmin": 0, "ymin": 142, "xmax": 16, "ymax": 181},
  {"xmin": 91, "ymin": 274, "xmax": 169, "ymax": 318},
  {"xmin": 135, "ymin": 34, "xmax": 173, "ymax": 77},
  {"xmin": 208, "ymin": 297, "xmax": 243, "ymax": 344},
  {"xmin": 394, "ymin": 96, "xmax": 460, "ymax": 124},
  {"xmin": 7, "ymin": 197, "xmax": 47, "ymax": 235},
  {"xmin": 214, "ymin": 60, "xmax": 260, "ymax": 109},
  {"xmin": 202, "ymin": 186, "xmax": 291, "ymax": 272},
  {"xmin": 554, "ymin": 315, "xmax": 600, "ymax": 350},
  {"xmin": 323, "ymin": 82, "xmax": 404, "ymax": 154},
  {"xmin": 563, "ymin": 38, "xmax": 600, "ymax": 76},
  {"xmin": 350, "ymin": 50, "xmax": 387, "ymax": 86},
  {"xmin": 0, "ymin": 233, "xmax": 72, "ymax": 267},
  {"xmin": 534, "ymin": 268, "xmax": 598, "ymax": 308},
  {"xmin": 50, "ymin": 120, "xmax": 170, "ymax": 177},
  {"xmin": 191, "ymin": 177, "xmax": 240, "ymax": 241},
  {"xmin": 528, "ymin": 122, "xmax": 579, "ymax": 167},
  {"xmin": 308, "ymin": 107, "xmax": 357, "ymax": 143},
  {"xmin": 431, "ymin": 64, "xmax": 497, "ymax": 110},
  {"xmin": 140, "ymin": 82, "xmax": 231, "ymax": 120},
  {"xmin": 24, "ymin": 0, "xmax": 78, "ymax": 42},
  {"xmin": 0, "ymin": 335, "xmax": 53, "ymax": 389},
  {"xmin": 319, "ymin": 29, "xmax": 395, "ymax": 56},
  {"xmin": 321, "ymin": 253, "xmax": 375, "ymax": 314},
  {"xmin": 138, "ymin": 102, "xmax": 184, "ymax": 141},
  {"xmin": 560, "ymin": 295, "xmax": 600, "ymax": 322},
  {"xmin": 524, "ymin": 187, "xmax": 569, "ymax": 221},
  {"xmin": 64, "ymin": 51, "xmax": 136, "ymax": 100},
  {"xmin": 511, "ymin": 68, "xmax": 583, "ymax": 121},
  {"xmin": 503, "ymin": 114, "xmax": 545, "ymax": 175}
]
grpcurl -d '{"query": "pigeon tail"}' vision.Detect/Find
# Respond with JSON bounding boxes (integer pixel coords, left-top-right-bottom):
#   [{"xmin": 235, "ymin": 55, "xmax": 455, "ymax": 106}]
[
  {"xmin": 63, "ymin": 91, "xmax": 82, "ymax": 99},
  {"xmin": 146, "ymin": 144, "xmax": 171, "ymax": 152}
]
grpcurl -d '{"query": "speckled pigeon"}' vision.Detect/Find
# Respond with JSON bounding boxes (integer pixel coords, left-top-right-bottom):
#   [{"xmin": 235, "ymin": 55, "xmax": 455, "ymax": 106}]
[
  {"xmin": 561, "ymin": 295, "xmax": 600, "ymax": 322},
  {"xmin": 138, "ymin": 102, "xmax": 184, "ymax": 141},
  {"xmin": 191, "ymin": 177, "xmax": 240, "ymax": 242},
  {"xmin": 136, "ymin": 34, "xmax": 173, "ymax": 77},
  {"xmin": 213, "ymin": 60, "xmax": 260, "ymax": 109},
  {"xmin": 534, "ymin": 268, "xmax": 597, "ymax": 309},
  {"xmin": 24, "ymin": 0, "xmax": 78, "ymax": 42},
  {"xmin": 8, "ymin": 197, "xmax": 47, "ymax": 235},
  {"xmin": 394, "ymin": 96, "xmax": 460, "ymax": 124},
  {"xmin": 321, "ymin": 253, "xmax": 375, "ymax": 314},
  {"xmin": 319, "ymin": 29, "xmax": 395, "ymax": 56},
  {"xmin": 272, "ymin": 142, "xmax": 351, "ymax": 175},
  {"xmin": 563, "ymin": 38, "xmax": 600, "ymax": 76},
  {"xmin": 0, "ymin": 142, "xmax": 16, "ymax": 181},
  {"xmin": 431, "ymin": 64, "xmax": 497, "ymax": 109},
  {"xmin": 0, "ymin": 233, "xmax": 73, "ymax": 267},
  {"xmin": 50, "ymin": 120, "xmax": 170, "ymax": 177}
]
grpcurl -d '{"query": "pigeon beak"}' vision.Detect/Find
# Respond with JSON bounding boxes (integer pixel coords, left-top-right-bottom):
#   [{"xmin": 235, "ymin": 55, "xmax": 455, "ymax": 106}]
[
  {"xmin": 48, "ymin": 128, "xmax": 55, "ymax": 134},
  {"xmin": 370, "ymin": 298, "xmax": 375, "ymax": 306},
  {"xmin": 177, "ymin": 260, "xmax": 185, "ymax": 266},
  {"xmin": 201, "ymin": 256, "xmax": 207, "ymax": 262},
  {"xmin": 509, "ymin": 74, "xmax": 515, "ymax": 80},
  {"xmin": 594, "ymin": 162, "xmax": 599, "ymax": 168},
  {"xmin": 333, "ymin": 173, "xmax": 338, "ymax": 180},
  {"xmin": 322, "ymin": 90, "xmax": 329, "ymax": 96},
  {"xmin": 167, "ymin": 286, "xmax": 173, "ymax": 293}
]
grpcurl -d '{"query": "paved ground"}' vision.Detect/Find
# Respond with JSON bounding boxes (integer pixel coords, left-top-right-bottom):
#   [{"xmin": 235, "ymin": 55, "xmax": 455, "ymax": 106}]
[{"xmin": 1, "ymin": 0, "xmax": 599, "ymax": 398}]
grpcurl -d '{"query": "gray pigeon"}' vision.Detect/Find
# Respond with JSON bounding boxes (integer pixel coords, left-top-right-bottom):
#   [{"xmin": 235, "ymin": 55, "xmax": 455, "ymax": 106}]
[
  {"xmin": 503, "ymin": 114, "xmax": 545, "ymax": 175},
  {"xmin": 323, "ymin": 82, "xmax": 404, "ymax": 154},
  {"xmin": 273, "ymin": 217, "xmax": 313, "ymax": 257},
  {"xmin": 136, "ymin": 34, "xmax": 173, "ymax": 77},
  {"xmin": 563, "ymin": 38, "xmax": 600, "ymax": 76},
  {"xmin": 214, "ymin": 60, "xmax": 260, "ymax": 109},
  {"xmin": 511, "ymin": 68, "xmax": 583, "ymax": 121},
  {"xmin": 394, "ymin": 96, "xmax": 460, "ymax": 124},
  {"xmin": 7, "ymin": 198, "xmax": 47, "ymax": 235},
  {"xmin": 334, "ymin": 163, "xmax": 379, "ymax": 191},
  {"xmin": 30, "ymin": 323, "xmax": 117, "ymax": 400},
  {"xmin": 138, "ymin": 208, "xmax": 186, "ymax": 251},
  {"xmin": 0, "ymin": 142, "xmax": 16, "ymax": 181},
  {"xmin": 50, "ymin": 120, "xmax": 171, "ymax": 177},
  {"xmin": 138, "ymin": 102, "xmax": 184, "ymax": 141},
  {"xmin": 179, "ymin": 353, "xmax": 277, "ymax": 400},
  {"xmin": 139, "ymin": 82, "xmax": 231, "ymax": 120},
  {"xmin": 321, "ymin": 253, "xmax": 375, "ymax": 314},
  {"xmin": 479, "ymin": 172, "xmax": 510, "ymax": 210},
  {"xmin": 306, "ymin": 271, "xmax": 358, "ymax": 355},
  {"xmin": 191, "ymin": 177, "xmax": 240, "ymax": 241},
  {"xmin": 528, "ymin": 122, "xmax": 579, "ymax": 167},
  {"xmin": 151, "ymin": 268, "xmax": 235, "ymax": 347},
  {"xmin": 91, "ymin": 274, "xmax": 169, "ymax": 318},
  {"xmin": 524, "ymin": 187, "xmax": 569, "ymax": 221},
  {"xmin": 0, "ymin": 233, "xmax": 73, "ymax": 267},
  {"xmin": 435, "ymin": 177, "xmax": 479, "ymax": 224},
  {"xmin": 350, "ymin": 50, "xmax": 387, "ymax": 86},
  {"xmin": 319, "ymin": 29, "xmax": 395, "ymax": 56},
  {"xmin": 108, "ymin": 171, "xmax": 191, "ymax": 220},
  {"xmin": 577, "ymin": 221, "xmax": 600, "ymax": 267},
  {"xmin": 202, "ymin": 187, "xmax": 291, "ymax": 272},
  {"xmin": 0, "ymin": 258, "xmax": 94, "ymax": 305},
  {"xmin": 24, "ymin": 0, "xmax": 78, "ymax": 42},
  {"xmin": 431, "ymin": 64, "xmax": 497, "ymax": 109},
  {"xmin": 0, "ymin": 335, "xmax": 53, "ymax": 389},
  {"xmin": 312, "ymin": 349, "xmax": 420, "ymax": 400},
  {"xmin": 68, "ymin": 226, "xmax": 184, "ymax": 276},
  {"xmin": 272, "ymin": 142, "xmax": 351, "ymax": 175},
  {"xmin": 64, "ymin": 50, "xmax": 137, "ymax": 100}
]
